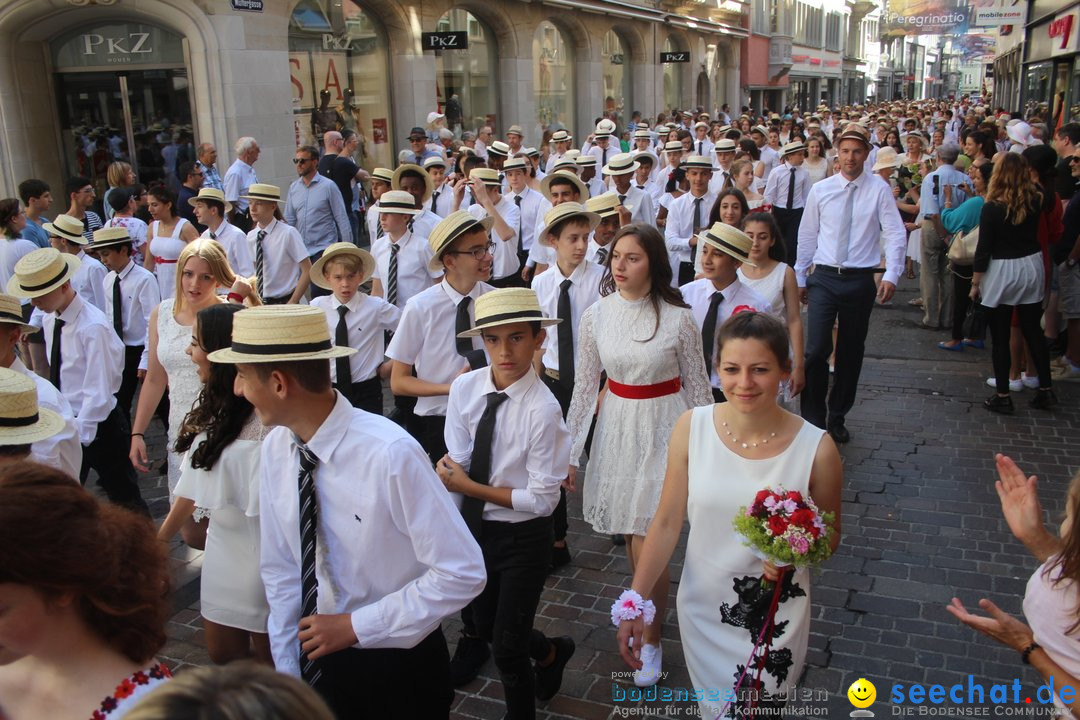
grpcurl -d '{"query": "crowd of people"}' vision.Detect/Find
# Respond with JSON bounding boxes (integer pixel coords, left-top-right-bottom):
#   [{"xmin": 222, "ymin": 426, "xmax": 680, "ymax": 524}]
[{"xmin": 0, "ymin": 93, "xmax": 1077, "ymax": 720}]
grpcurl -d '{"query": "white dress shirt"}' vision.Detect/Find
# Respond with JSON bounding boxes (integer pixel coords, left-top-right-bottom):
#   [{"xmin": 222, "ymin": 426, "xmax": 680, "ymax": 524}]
[
  {"xmin": 259, "ymin": 393, "xmax": 486, "ymax": 676},
  {"xmin": 759, "ymin": 145, "xmax": 781, "ymax": 177},
  {"xmin": 41, "ymin": 293, "xmax": 124, "ymax": 445},
  {"xmin": 203, "ymin": 219, "xmax": 255, "ymax": 277},
  {"xmin": 586, "ymin": 238, "xmax": 613, "ymax": 265},
  {"xmin": 1, "ymin": 238, "xmax": 38, "ymax": 306},
  {"xmin": 366, "ymin": 201, "xmax": 382, "ymax": 241},
  {"xmin": 795, "ymin": 172, "xmax": 907, "ymax": 288},
  {"xmin": 527, "ymin": 219, "xmax": 557, "ymax": 268},
  {"xmin": 247, "ymin": 219, "xmax": 309, "ymax": 299},
  {"xmin": 102, "ymin": 259, "xmax": 160, "ymax": 347},
  {"xmin": 11, "ymin": 356, "xmax": 82, "ymax": 479},
  {"xmin": 371, "ymin": 230, "xmax": 439, "ymax": 309},
  {"xmin": 386, "ymin": 279, "xmax": 494, "ymax": 417},
  {"xmin": 445, "ymin": 368, "xmax": 569, "ymax": 522},
  {"xmin": 428, "ymin": 183, "xmax": 455, "ymax": 218},
  {"xmin": 410, "ymin": 209, "xmax": 441, "ymax": 239},
  {"xmin": 680, "ymin": 277, "xmax": 773, "ymax": 388},
  {"xmin": 531, "ymin": 259, "xmax": 604, "ymax": 374},
  {"xmin": 665, "ymin": 190, "xmax": 718, "ymax": 267},
  {"xmin": 223, "ymin": 158, "xmax": 258, "ymax": 214},
  {"xmin": 587, "ymin": 143, "xmax": 615, "ymax": 170},
  {"xmin": 692, "ymin": 138, "xmax": 715, "ymax": 157},
  {"xmin": 708, "ymin": 167, "xmax": 734, "ymax": 196},
  {"xmin": 466, "ymin": 196, "xmax": 520, "ymax": 280},
  {"xmin": 507, "ymin": 187, "xmax": 550, "ymax": 252},
  {"xmin": 311, "ymin": 292, "xmax": 400, "ymax": 383},
  {"xmin": 73, "ymin": 251, "xmax": 109, "ymax": 312},
  {"xmin": 610, "ymin": 186, "xmax": 657, "ymax": 227},
  {"xmin": 763, "ymin": 163, "xmax": 812, "ymax": 210}
]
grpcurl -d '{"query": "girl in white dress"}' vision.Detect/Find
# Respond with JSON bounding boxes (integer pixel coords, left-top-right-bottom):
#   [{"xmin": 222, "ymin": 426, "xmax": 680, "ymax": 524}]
[
  {"xmin": 616, "ymin": 312, "xmax": 842, "ymax": 719},
  {"xmin": 158, "ymin": 303, "xmax": 271, "ymax": 664},
  {"xmin": 566, "ymin": 223, "xmax": 713, "ymax": 687},
  {"xmin": 146, "ymin": 185, "xmax": 198, "ymax": 300},
  {"xmin": 803, "ymin": 136, "xmax": 832, "ymax": 185}
]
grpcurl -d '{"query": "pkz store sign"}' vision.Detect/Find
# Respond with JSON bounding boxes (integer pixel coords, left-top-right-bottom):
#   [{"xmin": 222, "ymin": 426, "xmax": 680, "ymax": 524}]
[
  {"xmin": 421, "ymin": 32, "xmax": 469, "ymax": 50},
  {"xmin": 660, "ymin": 51, "xmax": 690, "ymax": 63},
  {"xmin": 52, "ymin": 23, "xmax": 185, "ymax": 69}
]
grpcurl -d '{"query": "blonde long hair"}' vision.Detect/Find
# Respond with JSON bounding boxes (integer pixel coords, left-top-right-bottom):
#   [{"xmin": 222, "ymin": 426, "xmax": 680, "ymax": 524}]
[
  {"xmin": 173, "ymin": 238, "xmax": 262, "ymax": 314},
  {"xmin": 985, "ymin": 152, "xmax": 1042, "ymax": 225}
]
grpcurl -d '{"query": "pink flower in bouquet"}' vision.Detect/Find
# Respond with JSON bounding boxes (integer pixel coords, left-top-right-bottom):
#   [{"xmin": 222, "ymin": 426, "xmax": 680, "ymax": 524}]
[
  {"xmin": 788, "ymin": 532, "xmax": 811, "ymax": 554},
  {"xmin": 778, "ymin": 498, "xmax": 798, "ymax": 515}
]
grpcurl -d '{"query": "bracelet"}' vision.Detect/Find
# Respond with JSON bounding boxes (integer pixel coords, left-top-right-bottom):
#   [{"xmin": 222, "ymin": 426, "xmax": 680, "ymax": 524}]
[
  {"xmin": 227, "ymin": 292, "xmax": 244, "ymax": 303},
  {"xmin": 610, "ymin": 589, "xmax": 657, "ymax": 627},
  {"xmin": 1021, "ymin": 642, "xmax": 1041, "ymax": 665},
  {"xmin": 131, "ymin": 433, "xmax": 144, "ymax": 438}
]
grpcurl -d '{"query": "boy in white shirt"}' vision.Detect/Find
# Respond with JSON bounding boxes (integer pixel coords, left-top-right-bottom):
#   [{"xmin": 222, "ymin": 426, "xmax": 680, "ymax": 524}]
[
  {"xmin": 244, "ymin": 184, "xmax": 311, "ymax": 305},
  {"xmin": 459, "ymin": 168, "xmax": 520, "ymax": 288},
  {"xmin": 603, "ymin": 153, "xmax": 656, "ymax": 227},
  {"xmin": 423, "ymin": 156, "xmax": 454, "ymax": 218},
  {"xmin": 191, "ymin": 187, "xmax": 255, "ymax": 276},
  {"xmin": 364, "ymin": 167, "xmax": 394, "ymax": 243},
  {"xmin": 44, "ymin": 214, "xmax": 108, "ymax": 311}
]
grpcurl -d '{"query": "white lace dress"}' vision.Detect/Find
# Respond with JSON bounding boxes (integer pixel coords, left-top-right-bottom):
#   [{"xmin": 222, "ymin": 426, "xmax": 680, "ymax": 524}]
[
  {"xmin": 156, "ymin": 298, "xmax": 203, "ymax": 492},
  {"xmin": 149, "ymin": 217, "xmax": 190, "ymax": 300},
  {"xmin": 566, "ymin": 292, "xmax": 713, "ymax": 535}
]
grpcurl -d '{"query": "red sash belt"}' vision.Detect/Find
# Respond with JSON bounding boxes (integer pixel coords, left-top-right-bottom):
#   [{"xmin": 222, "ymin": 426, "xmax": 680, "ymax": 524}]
[
  {"xmin": 608, "ymin": 377, "xmax": 681, "ymax": 400},
  {"xmin": 155, "ymin": 258, "xmax": 178, "ymax": 264}
]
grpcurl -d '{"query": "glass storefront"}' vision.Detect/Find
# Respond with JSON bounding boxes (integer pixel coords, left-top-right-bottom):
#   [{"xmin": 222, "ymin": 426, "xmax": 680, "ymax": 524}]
[
  {"xmin": 601, "ymin": 30, "xmax": 629, "ymax": 131},
  {"xmin": 1025, "ymin": 62, "xmax": 1054, "ymax": 118},
  {"xmin": 435, "ymin": 10, "xmax": 496, "ymax": 136},
  {"xmin": 288, "ymin": 0, "xmax": 393, "ymax": 170},
  {"xmin": 533, "ymin": 21, "xmax": 575, "ymax": 139},
  {"xmin": 662, "ymin": 36, "xmax": 684, "ymax": 111}
]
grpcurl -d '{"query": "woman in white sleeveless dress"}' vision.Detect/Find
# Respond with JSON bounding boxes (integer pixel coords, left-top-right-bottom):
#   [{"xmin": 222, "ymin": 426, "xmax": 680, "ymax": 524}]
[
  {"xmin": 616, "ymin": 312, "xmax": 841, "ymax": 719},
  {"xmin": 146, "ymin": 185, "xmax": 198, "ymax": 299},
  {"xmin": 158, "ymin": 304, "xmax": 270, "ymax": 664},
  {"xmin": 567, "ymin": 224, "xmax": 713, "ymax": 686},
  {"xmin": 803, "ymin": 137, "xmax": 832, "ymax": 186},
  {"xmin": 129, "ymin": 239, "xmax": 256, "ymax": 547}
]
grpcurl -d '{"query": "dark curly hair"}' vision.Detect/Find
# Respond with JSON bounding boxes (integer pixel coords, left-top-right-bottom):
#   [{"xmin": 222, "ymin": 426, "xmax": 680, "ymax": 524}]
[
  {"xmin": 175, "ymin": 304, "xmax": 253, "ymax": 469},
  {"xmin": 0, "ymin": 464, "xmax": 170, "ymax": 663}
]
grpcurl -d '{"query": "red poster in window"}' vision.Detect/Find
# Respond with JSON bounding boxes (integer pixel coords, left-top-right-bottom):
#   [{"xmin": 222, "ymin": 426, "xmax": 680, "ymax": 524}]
[{"xmin": 372, "ymin": 118, "xmax": 387, "ymax": 145}]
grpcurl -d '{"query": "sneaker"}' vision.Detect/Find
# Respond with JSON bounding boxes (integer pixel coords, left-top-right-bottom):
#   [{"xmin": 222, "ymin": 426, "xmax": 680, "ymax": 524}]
[
  {"xmin": 634, "ymin": 643, "xmax": 663, "ymax": 687},
  {"xmin": 535, "ymin": 636, "xmax": 575, "ymax": 701},
  {"xmin": 983, "ymin": 394, "xmax": 1014, "ymax": 415},
  {"xmin": 449, "ymin": 633, "xmax": 490, "ymax": 687},
  {"xmin": 1053, "ymin": 361, "xmax": 1080, "ymax": 381},
  {"xmin": 986, "ymin": 376, "xmax": 1023, "ymax": 392},
  {"xmin": 1021, "ymin": 373, "xmax": 1040, "ymax": 390},
  {"xmin": 550, "ymin": 543, "xmax": 571, "ymax": 571},
  {"xmin": 1031, "ymin": 389, "xmax": 1059, "ymax": 410}
]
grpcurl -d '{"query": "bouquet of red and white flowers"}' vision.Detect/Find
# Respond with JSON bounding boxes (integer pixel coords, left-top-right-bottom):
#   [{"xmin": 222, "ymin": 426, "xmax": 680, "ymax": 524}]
[{"xmin": 733, "ymin": 487, "xmax": 835, "ymax": 569}]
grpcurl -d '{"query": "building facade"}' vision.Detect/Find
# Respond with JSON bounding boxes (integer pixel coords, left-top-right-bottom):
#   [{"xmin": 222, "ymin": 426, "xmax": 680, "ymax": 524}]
[{"xmin": 0, "ymin": 0, "xmax": 745, "ymax": 198}]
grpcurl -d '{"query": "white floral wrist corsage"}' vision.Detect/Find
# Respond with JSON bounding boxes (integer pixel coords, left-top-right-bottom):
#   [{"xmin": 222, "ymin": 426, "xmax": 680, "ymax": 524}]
[{"xmin": 610, "ymin": 589, "xmax": 657, "ymax": 626}]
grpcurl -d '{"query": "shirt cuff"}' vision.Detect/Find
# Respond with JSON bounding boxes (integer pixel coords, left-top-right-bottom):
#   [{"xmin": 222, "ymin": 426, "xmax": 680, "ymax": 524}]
[
  {"xmin": 881, "ymin": 269, "xmax": 901, "ymax": 287},
  {"xmin": 796, "ymin": 272, "xmax": 808, "ymax": 288},
  {"xmin": 350, "ymin": 603, "xmax": 386, "ymax": 649}
]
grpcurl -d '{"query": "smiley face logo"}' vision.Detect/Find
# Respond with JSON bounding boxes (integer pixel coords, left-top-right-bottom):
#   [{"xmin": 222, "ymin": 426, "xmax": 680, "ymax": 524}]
[{"xmin": 848, "ymin": 678, "xmax": 877, "ymax": 709}]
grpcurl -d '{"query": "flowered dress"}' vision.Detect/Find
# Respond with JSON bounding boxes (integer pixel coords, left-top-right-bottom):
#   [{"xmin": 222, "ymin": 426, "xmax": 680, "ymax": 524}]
[{"xmin": 90, "ymin": 662, "xmax": 171, "ymax": 719}]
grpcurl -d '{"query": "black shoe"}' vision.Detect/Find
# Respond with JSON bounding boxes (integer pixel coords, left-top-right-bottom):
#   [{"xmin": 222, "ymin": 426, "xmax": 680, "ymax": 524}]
[
  {"xmin": 535, "ymin": 636, "xmax": 575, "ymax": 701},
  {"xmin": 827, "ymin": 422, "xmax": 850, "ymax": 444},
  {"xmin": 1031, "ymin": 389, "xmax": 1058, "ymax": 410},
  {"xmin": 983, "ymin": 394, "xmax": 1014, "ymax": 415},
  {"xmin": 611, "ymin": 534, "xmax": 626, "ymax": 546},
  {"xmin": 550, "ymin": 543, "xmax": 571, "ymax": 570},
  {"xmin": 449, "ymin": 633, "xmax": 490, "ymax": 687}
]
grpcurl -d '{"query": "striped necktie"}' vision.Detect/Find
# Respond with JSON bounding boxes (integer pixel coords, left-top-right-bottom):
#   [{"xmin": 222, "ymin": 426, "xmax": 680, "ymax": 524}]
[
  {"xmin": 296, "ymin": 443, "xmax": 322, "ymax": 685},
  {"xmin": 255, "ymin": 229, "xmax": 266, "ymax": 299}
]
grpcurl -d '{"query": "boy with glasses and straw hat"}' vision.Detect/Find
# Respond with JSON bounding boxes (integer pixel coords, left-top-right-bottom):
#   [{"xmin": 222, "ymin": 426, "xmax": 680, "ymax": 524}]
[
  {"xmin": 208, "ymin": 304, "xmax": 485, "ymax": 718},
  {"xmin": 386, "ymin": 211, "xmax": 495, "ymax": 463},
  {"xmin": 243, "ymin": 184, "xmax": 310, "ymax": 305},
  {"xmin": 437, "ymin": 287, "xmax": 576, "ymax": 711},
  {"xmin": 458, "ymin": 168, "xmax": 521, "ymax": 289},
  {"xmin": 0, "ymin": 366, "xmax": 69, "ymax": 470},
  {"xmin": 0, "ymin": 293, "xmax": 80, "ymax": 476},
  {"xmin": 9, "ymin": 247, "xmax": 147, "ymax": 512}
]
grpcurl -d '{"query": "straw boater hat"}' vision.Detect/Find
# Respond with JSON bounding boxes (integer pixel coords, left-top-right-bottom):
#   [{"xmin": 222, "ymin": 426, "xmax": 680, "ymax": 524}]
[
  {"xmin": 594, "ymin": 119, "xmax": 617, "ymax": 138},
  {"xmin": 631, "ymin": 149, "xmax": 658, "ymax": 167},
  {"xmin": 502, "ymin": 157, "xmax": 530, "ymax": 173},
  {"xmin": 871, "ymin": 146, "xmax": 902, "ymax": 173},
  {"xmin": 7, "ymin": 248, "xmax": 81, "ymax": 299},
  {"xmin": 781, "ymin": 140, "xmax": 807, "ymax": 157},
  {"xmin": 456, "ymin": 288, "xmax": 559, "ymax": 338},
  {"xmin": 188, "ymin": 187, "xmax": 232, "ymax": 214},
  {"xmin": 240, "ymin": 183, "xmax": 284, "ymax": 204},
  {"xmin": 0, "ymin": 367, "xmax": 65, "ymax": 446},
  {"xmin": 374, "ymin": 190, "xmax": 421, "ymax": 216},
  {"xmin": 524, "ymin": 147, "xmax": 540, "ymax": 159},
  {"xmin": 506, "ymin": 125, "xmax": 525, "ymax": 138},
  {"xmin": 586, "ymin": 193, "xmax": 622, "ymax": 219},
  {"xmin": 487, "ymin": 141, "xmax": 511, "ymax": 157},
  {"xmin": 539, "ymin": 202, "xmax": 600, "ymax": 244},
  {"xmin": 309, "ymin": 242, "xmax": 377, "ymax": 288},
  {"xmin": 697, "ymin": 222, "xmax": 756, "ymax": 267},
  {"xmin": 87, "ymin": 226, "xmax": 133, "ymax": 252},
  {"xmin": 422, "ymin": 155, "xmax": 446, "ymax": 171},
  {"xmin": 41, "ymin": 214, "xmax": 87, "ymax": 245},
  {"xmin": 469, "ymin": 168, "xmax": 502, "ymax": 187},
  {"xmin": 836, "ymin": 126, "xmax": 871, "ymax": 148},
  {"xmin": 371, "ymin": 167, "xmax": 394, "ymax": 184},
  {"xmin": 391, "ymin": 164, "xmax": 434, "ymax": 203},
  {"xmin": 540, "ymin": 171, "xmax": 589, "ymax": 202},
  {"xmin": 751, "ymin": 125, "xmax": 769, "ymax": 137},
  {"xmin": 564, "ymin": 149, "xmax": 581, "ymax": 160},
  {"xmin": 550, "ymin": 130, "xmax": 573, "ymax": 144},
  {"xmin": 682, "ymin": 155, "xmax": 714, "ymax": 171},
  {"xmin": 208, "ymin": 305, "xmax": 356, "ymax": 364},
  {"xmin": 602, "ymin": 153, "xmax": 640, "ymax": 176},
  {"xmin": 714, "ymin": 139, "xmax": 737, "ymax": 154},
  {"xmin": 0, "ymin": 294, "xmax": 34, "ymax": 331},
  {"xmin": 550, "ymin": 157, "xmax": 578, "ymax": 174},
  {"xmin": 427, "ymin": 211, "xmax": 495, "ymax": 273},
  {"xmin": 693, "ymin": 121, "xmax": 709, "ymax": 131},
  {"xmin": 632, "ymin": 129, "xmax": 652, "ymax": 142}
]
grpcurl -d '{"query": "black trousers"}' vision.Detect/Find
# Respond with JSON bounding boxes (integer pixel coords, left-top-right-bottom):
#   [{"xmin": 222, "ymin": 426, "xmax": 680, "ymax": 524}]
[
  {"xmin": 263, "ymin": 292, "xmax": 294, "ymax": 306},
  {"xmin": 336, "ymin": 376, "xmax": 383, "ymax": 415},
  {"xmin": 308, "ymin": 250, "xmax": 331, "ymax": 298},
  {"xmin": 466, "ymin": 516, "xmax": 555, "ymax": 720},
  {"xmin": 678, "ymin": 261, "xmax": 695, "ymax": 287},
  {"xmin": 987, "ymin": 302, "xmax": 1053, "ymax": 394},
  {"xmin": 411, "ymin": 414, "xmax": 447, "ymax": 465},
  {"xmin": 117, "ymin": 345, "xmax": 144, "ymax": 426},
  {"xmin": 490, "ymin": 272, "xmax": 526, "ymax": 289},
  {"xmin": 801, "ymin": 269, "xmax": 877, "ymax": 430},
  {"xmin": 772, "ymin": 207, "xmax": 804, "ymax": 266},
  {"xmin": 540, "ymin": 372, "xmax": 572, "ymax": 542},
  {"xmin": 231, "ymin": 209, "xmax": 253, "ymax": 234},
  {"xmin": 312, "ymin": 627, "xmax": 452, "ymax": 719},
  {"xmin": 80, "ymin": 405, "xmax": 149, "ymax": 515},
  {"xmin": 950, "ymin": 267, "xmax": 987, "ymax": 342}
]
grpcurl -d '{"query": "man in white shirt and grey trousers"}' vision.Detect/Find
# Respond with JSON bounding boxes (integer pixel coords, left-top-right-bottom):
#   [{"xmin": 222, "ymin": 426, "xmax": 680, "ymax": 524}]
[{"xmin": 795, "ymin": 127, "xmax": 906, "ymax": 446}]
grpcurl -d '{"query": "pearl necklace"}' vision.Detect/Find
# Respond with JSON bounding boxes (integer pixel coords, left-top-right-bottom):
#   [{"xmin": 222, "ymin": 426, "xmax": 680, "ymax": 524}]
[{"xmin": 720, "ymin": 420, "xmax": 776, "ymax": 449}]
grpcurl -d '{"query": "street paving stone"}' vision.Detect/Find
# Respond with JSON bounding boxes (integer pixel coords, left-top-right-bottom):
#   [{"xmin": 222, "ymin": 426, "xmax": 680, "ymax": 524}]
[{"xmin": 121, "ymin": 277, "xmax": 1077, "ymax": 719}]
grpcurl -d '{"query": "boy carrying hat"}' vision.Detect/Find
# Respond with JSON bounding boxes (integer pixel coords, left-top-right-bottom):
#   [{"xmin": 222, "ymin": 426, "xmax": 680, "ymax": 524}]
[{"xmin": 209, "ymin": 304, "xmax": 485, "ymax": 719}]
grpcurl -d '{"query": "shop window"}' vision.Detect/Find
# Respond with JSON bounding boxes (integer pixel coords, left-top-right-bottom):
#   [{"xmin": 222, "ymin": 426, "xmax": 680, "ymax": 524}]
[
  {"xmin": 663, "ymin": 36, "xmax": 685, "ymax": 111},
  {"xmin": 435, "ymin": 10, "xmax": 497, "ymax": 136},
  {"xmin": 602, "ymin": 30, "xmax": 630, "ymax": 131},
  {"xmin": 534, "ymin": 21, "xmax": 575, "ymax": 138}
]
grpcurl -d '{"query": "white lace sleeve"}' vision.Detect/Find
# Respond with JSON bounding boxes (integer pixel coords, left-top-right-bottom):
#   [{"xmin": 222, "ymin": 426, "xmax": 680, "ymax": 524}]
[
  {"xmin": 566, "ymin": 303, "xmax": 603, "ymax": 465},
  {"xmin": 676, "ymin": 308, "xmax": 715, "ymax": 408}
]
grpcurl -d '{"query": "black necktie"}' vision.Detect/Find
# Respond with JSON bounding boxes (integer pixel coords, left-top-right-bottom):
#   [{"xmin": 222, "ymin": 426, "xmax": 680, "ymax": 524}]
[
  {"xmin": 601, "ymin": 148, "xmax": 608, "ymax": 168},
  {"xmin": 49, "ymin": 318, "xmax": 64, "ymax": 391},
  {"xmin": 596, "ymin": 247, "xmax": 608, "ymax": 265},
  {"xmin": 514, "ymin": 195, "xmax": 523, "ymax": 255},
  {"xmin": 255, "ymin": 229, "xmax": 266, "ymax": 299},
  {"xmin": 637, "ymin": 184, "xmax": 646, "ymax": 190},
  {"xmin": 787, "ymin": 168, "xmax": 797, "ymax": 209},
  {"xmin": 335, "ymin": 305, "xmax": 351, "ymax": 390},
  {"xmin": 460, "ymin": 391, "xmax": 510, "ymax": 537},
  {"xmin": 455, "ymin": 296, "xmax": 473, "ymax": 358},
  {"xmin": 387, "ymin": 242, "xmax": 399, "ymax": 307},
  {"xmin": 557, "ymin": 278, "xmax": 575, "ymax": 389},
  {"xmin": 296, "ymin": 444, "xmax": 322, "ymax": 685},
  {"xmin": 618, "ymin": 194, "xmax": 626, "ymax": 206},
  {"xmin": 431, "ymin": 190, "xmax": 439, "ymax": 213},
  {"xmin": 698, "ymin": 141, "xmax": 703, "ymax": 155},
  {"xmin": 209, "ymin": 230, "xmax": 217, "ymax": 240},
  {"xmin": 702, "ymin": 291, "xmax": 724, "ymax": 375},
  {"xmin": 112, "ymin": 275, "xmax": 123, "ymax": 338},
  {"xmin": 691, "ymin": 197, "xmax": 704, "ymax": 264}
]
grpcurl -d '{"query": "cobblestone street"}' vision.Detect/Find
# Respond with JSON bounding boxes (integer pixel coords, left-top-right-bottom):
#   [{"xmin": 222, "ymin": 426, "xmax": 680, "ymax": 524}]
[{"xmin": 127, "ymin": 275, "xmax": 1078, "ymax": 720}]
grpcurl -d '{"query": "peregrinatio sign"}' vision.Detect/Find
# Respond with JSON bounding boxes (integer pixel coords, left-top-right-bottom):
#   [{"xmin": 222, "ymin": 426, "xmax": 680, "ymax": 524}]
[{"xmin": 882, "ymin": 0, "xmax": 970, "ymax": 35}]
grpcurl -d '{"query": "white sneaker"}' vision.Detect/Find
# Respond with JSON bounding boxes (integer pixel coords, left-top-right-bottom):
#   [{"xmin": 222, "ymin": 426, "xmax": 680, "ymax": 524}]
[
  {"xmin": 1021, "ymin": 373, "xmax": 1040, "ymax": 389},
  {"xmin": 986, "ymin": 376, "xmax": 1023, "ymax": 392},
  {"xmin": 634, "ymin": 643, "xmax": 663, "ymax": 687},
  {"xmin": 1053, "ymin": 362, "xmax": 1080, "ymax": 381}
]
